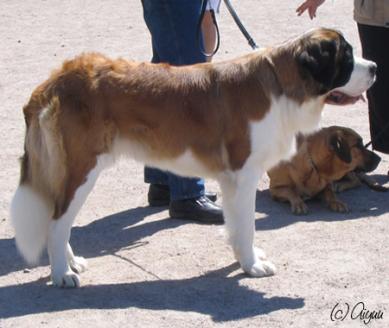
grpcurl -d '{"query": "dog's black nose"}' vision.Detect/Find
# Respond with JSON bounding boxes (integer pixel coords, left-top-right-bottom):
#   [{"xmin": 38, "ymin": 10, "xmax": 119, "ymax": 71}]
[
  {"xmin": 364, "ymin": 151, "xmax": 381, "ymax": 172},
  {"xmin": 369, "ymin": 63, "xmax": 377, "ymax": 77}
]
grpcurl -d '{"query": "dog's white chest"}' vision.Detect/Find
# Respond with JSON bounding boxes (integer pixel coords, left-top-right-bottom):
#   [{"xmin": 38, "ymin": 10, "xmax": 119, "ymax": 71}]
[{"xmin": 249, "ymin": 95, "xmax": 323, "ymax": 171}]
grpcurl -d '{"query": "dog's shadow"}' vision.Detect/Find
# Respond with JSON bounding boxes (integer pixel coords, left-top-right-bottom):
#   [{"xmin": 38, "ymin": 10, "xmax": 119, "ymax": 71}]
[
  {"xmin": 2, "ymin": 175, "xmax": 387, "ymax": 276},
  {"xmin": 0, "ymin": 204, "xmax": 304, "ymax": 321},
  {"xmin": 0, "ymin": 262, "xmax": 304, "ymax": 321},
  {"xmin": 255, "ymin": 174, "xmax": 389, "ymax": 230},
  {"xmin": 2, "ymin": 175, "xmax": 387, "ymax": 320},
  {"xmin": 0, "ymin": 206, "xmax": 180, "ymax": 277}
]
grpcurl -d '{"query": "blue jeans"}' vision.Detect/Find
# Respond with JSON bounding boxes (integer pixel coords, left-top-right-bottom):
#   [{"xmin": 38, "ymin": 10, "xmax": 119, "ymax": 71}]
[{"xmin": 142, "ymin": 0, "xmax": 206, "ymax": 200}]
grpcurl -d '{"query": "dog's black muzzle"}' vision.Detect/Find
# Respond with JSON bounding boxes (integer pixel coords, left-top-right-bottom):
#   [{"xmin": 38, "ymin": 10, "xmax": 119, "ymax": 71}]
[{"xmin": 357, "ymin": 150, "xmax": 381, "ymax": 173}]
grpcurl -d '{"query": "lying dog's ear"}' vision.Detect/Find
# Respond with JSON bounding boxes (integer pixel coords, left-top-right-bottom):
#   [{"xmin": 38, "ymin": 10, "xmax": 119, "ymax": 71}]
[
  {"xmin": 329, "ymin": 133, "xmax": 352, "ymax": 164},
  {"xmin": 297, "ymin": 40, "xmax": 337, "ymax": 94}
]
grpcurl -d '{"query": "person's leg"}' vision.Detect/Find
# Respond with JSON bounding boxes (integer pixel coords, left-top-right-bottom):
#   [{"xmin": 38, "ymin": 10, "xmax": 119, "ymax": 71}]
[
  {"xmin": 168, "ymin": 174, "xmax": 204, "ymax": 201},
  {"xmin": 144, "ymin": 167, "xmax": 169, "ymax": 185},
  {"xmin": 142, "ymin": 0, "xmax": 206, "ymax": 66},
  {"xmin": 145, "ymin": 167, "xmax": 217, "ymax": 206},
  {"xmin": 141, "ymin": 0, "xmax": 222, "ymax": 222},
  {"xmin": 144, "ymin": 167, "xmax": 170, "ymax": 206},
  {"xmin": 142, "ymin": 0, "xmax": 205, "ymax": 203},
  {"xmin": 357, "ymin": 24, "xmax": 389, "ymax": 154}
]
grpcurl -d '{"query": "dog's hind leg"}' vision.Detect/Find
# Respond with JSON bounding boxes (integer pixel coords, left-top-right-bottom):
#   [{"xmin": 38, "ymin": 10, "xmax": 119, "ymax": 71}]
[
  {"xmin": 48, "ymin": 166, "xmax": 99, "ymax": 288},
  {"xmin": 218, "ymin": 169, "xmax": 276, "ymax": 277}
]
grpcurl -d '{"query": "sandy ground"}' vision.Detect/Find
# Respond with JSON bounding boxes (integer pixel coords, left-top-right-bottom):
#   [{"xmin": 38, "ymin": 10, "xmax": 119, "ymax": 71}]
[{"xmin": 0, "ymin": 1, "xmax": 388, "ymax": 327}]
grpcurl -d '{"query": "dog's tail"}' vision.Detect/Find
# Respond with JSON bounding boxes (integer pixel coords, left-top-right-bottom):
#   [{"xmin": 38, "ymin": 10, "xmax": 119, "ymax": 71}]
[
  {"xmin": 11, "ymin": 93, "xmax": 67, "ymax": 265},
  {"xmin": 10, "ymin": 185, "xmax": 52, "ymax": 265}
]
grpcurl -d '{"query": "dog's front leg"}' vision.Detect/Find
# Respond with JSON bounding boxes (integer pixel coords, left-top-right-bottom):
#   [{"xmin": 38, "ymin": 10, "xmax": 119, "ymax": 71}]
[
  {"xmin": 270, "ymin": 186, "xmax": 308, "ymax": 215},
  {"xmin": 321, "ymin": 184, "xmax": 349, "ymax": 213},
  {"xmin": 333, "ymin": 172, "xmax": 362, "ymax": 193},
  {"xmin": 218, "ymin": 170, "xmax": 276, "ymax": 277}
]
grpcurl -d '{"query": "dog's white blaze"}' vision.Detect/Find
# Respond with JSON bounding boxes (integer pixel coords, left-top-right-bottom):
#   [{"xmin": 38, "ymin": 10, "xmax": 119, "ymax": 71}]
[{"xmin": 335, "ymin": 56, "xmax": 376, "ymax": 97}]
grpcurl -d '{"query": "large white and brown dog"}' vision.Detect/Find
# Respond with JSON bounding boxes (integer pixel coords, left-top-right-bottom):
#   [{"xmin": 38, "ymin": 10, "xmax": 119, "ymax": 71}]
[{"xmin": 11, "ymin": 28, "xmax": 376, "ymax": 287}]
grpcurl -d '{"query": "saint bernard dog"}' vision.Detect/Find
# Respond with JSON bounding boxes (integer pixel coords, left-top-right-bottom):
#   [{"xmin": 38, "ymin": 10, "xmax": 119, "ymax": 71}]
[{"xmin": 11, "ymin": 28, "xmax": 376, "ymax": 288}]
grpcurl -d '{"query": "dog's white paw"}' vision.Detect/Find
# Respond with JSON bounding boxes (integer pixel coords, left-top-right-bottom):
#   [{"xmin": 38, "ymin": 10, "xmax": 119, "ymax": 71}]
[
  {"xmin": 69, "ymin": 256, "xmax": 88, "ymax": 274},
  {"xmin": 235, "ymin": 247, "xmax": 275, "ymax": 277},
  {"xmin": 242, "ymin": 259, "xmax": 276, "ymax": 277},
  {"xmin": 52, "ymin": 270, "xmax": 80, "ymax": 288},
  {"xmin": 254, "ymin": 247, "xmax": 267, "ymax": 260}
]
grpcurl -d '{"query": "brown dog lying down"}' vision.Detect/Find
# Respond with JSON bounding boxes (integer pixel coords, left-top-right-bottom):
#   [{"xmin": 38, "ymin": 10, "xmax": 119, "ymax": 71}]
[{"xmin": 268, "ymin": 126, "xmax": 387, "ymax": 214}]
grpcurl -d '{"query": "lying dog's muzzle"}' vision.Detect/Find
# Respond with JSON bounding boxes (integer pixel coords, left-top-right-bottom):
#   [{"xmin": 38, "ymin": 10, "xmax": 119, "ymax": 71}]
[{"xmin": 358, "ymin": 150, "xmax": 381, "ymax": 173}]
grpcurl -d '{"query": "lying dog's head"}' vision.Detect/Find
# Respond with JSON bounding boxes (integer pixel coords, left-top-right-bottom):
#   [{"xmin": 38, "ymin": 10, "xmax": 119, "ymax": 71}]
[
  {"xmin": 315, "ymin": 126, "xmax": 381, "ymax": 177},
  {"xmin": 294, "ymin": 28, "xmax": 376, "ymax": 104}
]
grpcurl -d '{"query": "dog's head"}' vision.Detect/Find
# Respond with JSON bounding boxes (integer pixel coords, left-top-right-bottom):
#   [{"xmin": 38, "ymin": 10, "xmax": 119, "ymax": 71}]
[
  {"xmin": 324, "ymin": 126, "xmax": 381, "ymax": 175},
  {"xmin": 295, "ymin": 28, "xmax": 376, "ymax": 103}
]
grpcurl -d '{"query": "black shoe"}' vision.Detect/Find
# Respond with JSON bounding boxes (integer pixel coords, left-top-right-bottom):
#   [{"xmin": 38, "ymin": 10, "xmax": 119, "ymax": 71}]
[
  {"xmin": 148, "ymin": 184, "xmax": 217, "ymax": 207},
  {"xmin": 147, "ymin": 184, "xmax": 171, "ymax": 206},
  {"xmin": 169, "ymin": 196, "xmax": 224, "ymax": 224}
]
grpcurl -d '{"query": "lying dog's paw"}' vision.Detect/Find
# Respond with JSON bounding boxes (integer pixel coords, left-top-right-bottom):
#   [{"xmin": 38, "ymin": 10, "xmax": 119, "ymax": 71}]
[
  {"xmin": 368, "ymin": 183, "xmax": 389, "ymax": 192},
  {"xmin": 242, "ymin": 260, "xmax": 277, "ymax": 277},
  {"xmin": 52, "ymin": 270, "xmax": 80, "ymax": 288},
  {"xmin": 328, "ymin": 200, "xmax": 349, "ymax": 213},
  {"xmin": 291, "ymin": 200, "xmax": 308, "ymax": 215},
  {"xmin": 69, "ymin": 256, "xmax": 88, "ymax": 274}
]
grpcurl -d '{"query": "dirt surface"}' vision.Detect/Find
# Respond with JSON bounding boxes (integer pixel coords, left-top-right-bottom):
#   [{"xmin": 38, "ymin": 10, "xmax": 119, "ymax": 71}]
[{"xmin": 0, "ymin": 1, "xmax": 388, "ymax": 327}]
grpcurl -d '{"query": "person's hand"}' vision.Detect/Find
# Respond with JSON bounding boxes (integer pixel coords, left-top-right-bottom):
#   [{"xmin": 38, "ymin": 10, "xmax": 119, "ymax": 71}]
[{"xmin": 296, "ymin": 0, "xmax": 326, "ymax": 19}]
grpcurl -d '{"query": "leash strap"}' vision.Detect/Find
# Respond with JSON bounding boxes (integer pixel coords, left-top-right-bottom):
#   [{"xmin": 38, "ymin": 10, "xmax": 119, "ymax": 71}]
[
  {"xmin": 197, "ymin": 0, "xmax": 258, "ymax": 58},
  {"xmin": 197, "ymin": 0, "xmax": 220, "ymax": 58},
  {"xmin": 364, "ymin": 119, "xmax": 389, "ymax": 149},
  {"xmin": 223, "ymin": 0, "xmax": 258, "ymax": 50}
]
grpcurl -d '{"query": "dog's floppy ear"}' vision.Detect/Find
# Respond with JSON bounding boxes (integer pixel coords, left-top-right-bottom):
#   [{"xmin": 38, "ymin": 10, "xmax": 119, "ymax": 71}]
[
  {"xmin": 297, "ymin": 39, "xmax": 337, "ymax": 94},
  {"xmin": 329, "ymin": 132, "xmax": 352, "ymax": 164}
]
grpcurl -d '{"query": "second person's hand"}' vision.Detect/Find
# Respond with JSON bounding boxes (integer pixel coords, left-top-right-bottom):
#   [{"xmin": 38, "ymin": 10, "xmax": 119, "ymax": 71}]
[{"xmin": 296, "ymin": 0, "xmax": 326, "ymax": 19}]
